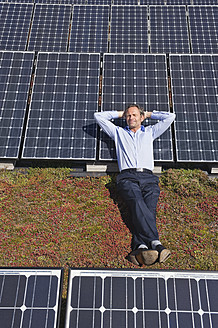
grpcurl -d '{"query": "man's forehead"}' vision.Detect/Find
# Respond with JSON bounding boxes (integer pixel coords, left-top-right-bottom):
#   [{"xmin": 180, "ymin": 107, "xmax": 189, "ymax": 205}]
[{"xmin": 126, "ymin": 107, "xmax": 140, "ymax": 113}]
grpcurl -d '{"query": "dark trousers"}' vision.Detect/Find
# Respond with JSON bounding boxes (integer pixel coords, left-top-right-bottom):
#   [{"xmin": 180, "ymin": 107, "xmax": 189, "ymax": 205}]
[{"xmin": 116, "ymin": 169, "xmax": 160, "ymax": 250}]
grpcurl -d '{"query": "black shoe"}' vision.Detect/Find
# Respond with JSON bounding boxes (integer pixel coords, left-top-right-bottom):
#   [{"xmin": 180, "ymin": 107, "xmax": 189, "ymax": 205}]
[
  {"xmin": 126, "ymin": 248, "xmax": 158, "ymax": 266},
  {"xmin": 156, "ymin": 245, "xmax": 171, "ymax": 263}
]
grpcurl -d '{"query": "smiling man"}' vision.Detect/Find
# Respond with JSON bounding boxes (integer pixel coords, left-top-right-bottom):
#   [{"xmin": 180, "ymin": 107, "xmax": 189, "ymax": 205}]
[{"xmin": 94, "ymin": 104, "xmax": 175, "ymax": 267}]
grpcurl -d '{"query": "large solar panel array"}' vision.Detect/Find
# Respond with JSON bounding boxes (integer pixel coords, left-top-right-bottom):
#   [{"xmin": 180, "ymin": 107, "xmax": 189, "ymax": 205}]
[
  {"xmin": 100, "ymin": 54, "xmax": 173, "ymax": 162},
  {"xmin": 65, "ymin": 269, "xmax": 218, "ymax": 328},
  {"xmin": 0, "ymin": 51, "xmax": 34, "ymax": 159},
  {"xmin": 0, "ymin": 268, "xmax": 63, "ymax": 328},
  {"xmin": 150, "ymin": 5, "xmax": 190, "ymax": 54},
  {"xmin": 0, "ymin": 3, "xmax": 33, "ymax": 51},
  {"xmin": 0, "ymin": 2, "xmax": 217, "ymax": 165},
  {"xmin": 69, "ymin": 5, "xmax": 109, "ymax": 53},
  {"xmin": 22, "ymin": 52, "xmax": 100, "ymax": 159},
  {"xmin": 170, "ymin": 54, "xmax": 218, "ymax": 162},
  {"xmin": 27, "ymin": 4, "xmax": 72, "ymax": 52},
  {"xmin": 188, "ymin": 6, "xmax": 218, "ymax": 54},
  {"xmin": 110, "ymin": 5, "xmax": 148, "ymax": 53}
]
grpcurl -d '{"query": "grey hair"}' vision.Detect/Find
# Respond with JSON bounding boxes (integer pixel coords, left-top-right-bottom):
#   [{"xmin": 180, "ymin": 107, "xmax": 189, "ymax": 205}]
[{"xmin": 123, "ymin": 104, "xmax": 145, "ymax": 118}]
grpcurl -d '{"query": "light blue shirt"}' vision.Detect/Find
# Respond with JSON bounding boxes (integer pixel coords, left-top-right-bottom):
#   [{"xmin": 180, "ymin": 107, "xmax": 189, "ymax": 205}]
[{"xmin": 94, "ymin": 111, "xmax": 176, "ymax": 172}]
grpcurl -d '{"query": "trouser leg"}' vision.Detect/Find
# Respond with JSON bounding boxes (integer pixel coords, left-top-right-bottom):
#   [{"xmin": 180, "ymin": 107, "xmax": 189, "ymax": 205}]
[{"xmin": 117, "ymin": 171, "xmax": 160, "ymax": 250}]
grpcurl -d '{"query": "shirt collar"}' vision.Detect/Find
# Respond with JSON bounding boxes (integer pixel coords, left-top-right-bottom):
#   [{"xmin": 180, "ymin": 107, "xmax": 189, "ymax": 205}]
[{"xmin": 125, "ymin": 125, "xmax": 145, "ymax": 132}]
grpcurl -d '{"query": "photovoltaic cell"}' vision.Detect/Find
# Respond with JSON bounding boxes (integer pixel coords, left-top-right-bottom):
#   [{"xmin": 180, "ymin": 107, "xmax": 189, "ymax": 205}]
[
  {"xmin": 140, "ymin": 0, "xmax": 165, "ymax": 4},
  {"xmin": 113, "ymin": 0, "xmax": 138, "ymax": 5},
  {"xmin": 65, "ymin": 269, "xmax": 218, "ymax": 328},
  {"xmin": 110, "ymin": 5, "xmax": 148, "ymax": 53},
  {"xmin": 167, "ymin": 0, "xmax": 191, "ymax": 4},
  {"xmin": 0, "ymin": 268, "xmax": 63, "ymax": 328},
  {"xmin": 170, "ymin": 54, "xmax": 218, "ymax": 162},
  {"xmin": 0, "ymin": 51, "xmax": 34, "ymax": 159},
  {"xmin": 193, "ymin": 0, "xmax": 218, "ymax": 4},
  {"xmin": 27, "ymin": 4, "xmax": 71, "ymax": 52},
  {"xmin": 87, "ymin": 0, "xmax": 112, "ymax": 4},
  {"xmin": 188, "ymin": 6, "xmax": 218, "ymax": 54},
  {"xmin": 0, "ymin": 3, "xmax": 33, "ymax": 51},
  {"xmin": 150, "ymin": 5, "xmax": 190, "ymax": 53},
  {"xmin": 22, "ymin": 52, "xmax": 100, "ymax": 160},
  {"xmin": 100, "ymin": 54, "xmax": 173, "ymax": 162},
  {"xmin": 69, "ymin": 5, "xmax": 109, "ymax": 53}
]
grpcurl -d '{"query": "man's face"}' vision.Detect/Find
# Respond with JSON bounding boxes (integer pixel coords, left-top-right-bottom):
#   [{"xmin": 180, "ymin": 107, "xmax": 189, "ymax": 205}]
[{"xmin": 125, "ymin": 107, "xmax": 144, "ymax": 132}]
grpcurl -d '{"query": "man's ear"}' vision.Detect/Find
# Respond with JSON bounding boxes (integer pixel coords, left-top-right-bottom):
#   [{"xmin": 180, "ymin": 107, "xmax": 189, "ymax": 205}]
[{"xmin": 140, "ymin": 114, "xmax": 145, "ymax": 122}]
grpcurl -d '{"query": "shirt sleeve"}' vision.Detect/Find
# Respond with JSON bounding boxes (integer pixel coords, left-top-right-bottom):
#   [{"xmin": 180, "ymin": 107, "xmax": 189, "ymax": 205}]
[
  {"xmin": 94, "ymin": 111, "xmax": 120, "ymax": 140},
  {"xmin": 151, "ymin": 111, "xmax": 176, "ymax": 140}
]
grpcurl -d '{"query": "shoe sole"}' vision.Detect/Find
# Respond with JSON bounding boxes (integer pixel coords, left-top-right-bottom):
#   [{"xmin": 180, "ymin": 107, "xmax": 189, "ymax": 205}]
[
  {"xmin": 159, "ymin": 249, "xmax": 171, "ymax": 263},
  {"xmin": 136, "ymin": 250, "xmax": 158, "ymax": 266}
]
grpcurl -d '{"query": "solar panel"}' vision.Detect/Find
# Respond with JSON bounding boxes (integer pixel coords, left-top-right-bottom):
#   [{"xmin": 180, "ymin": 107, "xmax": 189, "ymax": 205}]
[
  {"xmin": 100, "ymin": 54, "xmax": 173, "ymax": 162},
  {"xmin": 27, "ymin": 4, "xmax": 71, "ymax": 52},
  {"xmin": 0, "ymin": 51, "xmax": 34, "ymax": 159},
  {"xmin": 0, "ymin": 268, "xmax": 63, "ymax": 328},
  {"xmin": 188, "ymin": 6, "xmax": 218, "ymax": 54},
  {"xmin": 65, "ymin": 269, "xmax": 218, "ymax": 328},
  {"xmin": 0, "ymin": 3, "xmax": 33, "ymax": 51},
  {"xmin": 69, "ymin": 5, "xmax": 109, "ymax": 53},
  {"xmin": 110, "ymin": 5, "xmax": 148, "ymax": 53},
  {"xmin": 170, "ymin": 54, "xmax": 218, "ymax": 162},
  {"xmin": 22, "ymin": 52, "xmax": 100, "ymax": 160},
  {"xmin": 150, "ymin": 5, "xmax": 190, "ymax": 53}
]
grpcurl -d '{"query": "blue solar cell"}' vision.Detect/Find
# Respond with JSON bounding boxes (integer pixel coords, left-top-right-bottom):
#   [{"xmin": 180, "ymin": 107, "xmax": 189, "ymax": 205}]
[
  {"xmin": 167, "ymin": 0, "xmax": 191, "ymax": 4},
  {"xmin": 69, "ymin": 5, "xmax": 109, "ymax": 53},
  {"xmin": 140, "ymin": 0, "xmax": 165, "ymax": 4},
  {"xmin": 0, "ymin": 3, "xmax": 33, "ymax": 51},
  {"xmin": 110, "ymin": 5, "xmax": 148, "ymax": 53},
  {"xmin": 114, "ymin": 0, "xmax": 138, "ymax": 4},
  {"xmin": 100, "ymin": 54, "xmax": 173, "ymax": 162},
  {"xmin": 87, "ymin": 0, "xmax": 112, "ymax": 3},
  {"xmin": 188, "ymin": 6, "xmax": 218, "ymax": 54},
  {"xmin": 22, "ymin": 52, "xmax": 100, "ymax": 160},
  {"xmin": 28, "ymin": 4, "xmax": 71, "ymax": 52},
  {"xmin": 193, "ymin": 0, "xmax": 218, "ymax": 4},
  {"xmin": 150, "ymin": 5, "xmax": 190, "ymax": 53},
  {"xmin": 0, "ymin": 51, "xmax": 34, "ymax": 159},
  {"xmin": 170, "ymin": 54, "xmax": 218, "ymax": 162}
]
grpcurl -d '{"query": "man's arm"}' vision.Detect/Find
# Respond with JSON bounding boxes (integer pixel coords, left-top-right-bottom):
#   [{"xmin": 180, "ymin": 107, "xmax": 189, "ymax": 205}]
[
  {"xmin": 94, "ymin": 111, "xmax": 121, "ymax": 140},
  {"xmin": 150, "ymin": 111, "xmax": 176, "ymax": 140}
]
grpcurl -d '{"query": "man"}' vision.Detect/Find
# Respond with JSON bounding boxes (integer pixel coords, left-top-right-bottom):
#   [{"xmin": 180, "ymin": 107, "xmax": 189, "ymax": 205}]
[{"xmin": 94, "ymin": 104, "xmax": 175, "ymax": 267}]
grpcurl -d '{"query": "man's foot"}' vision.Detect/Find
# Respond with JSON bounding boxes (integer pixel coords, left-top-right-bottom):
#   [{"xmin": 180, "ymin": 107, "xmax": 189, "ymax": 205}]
[
  {"xmin": 156, "ymin": 245, "xmax": 171, "ymax": 263},
  {"xmin": 126, "ymin": 248, "xmax": 158, "ymax": 266}
]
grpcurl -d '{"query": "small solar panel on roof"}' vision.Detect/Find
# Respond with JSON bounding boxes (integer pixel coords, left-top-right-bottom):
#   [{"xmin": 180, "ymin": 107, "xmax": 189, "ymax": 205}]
[
  {"xmin": 27, "ymin": 4, "xmax": 71, "ymax": 52},
  {"xmin": 188, "ymin": 6, "xmax": 218, "ymax": 54},
  {"xmin": 0, "ymin": 51, "xmax": 34, "ymax": 159},
  {"xmin": 69, "ymin": 5, "xmax": 110, "ymax": 53},
  {"xmin": 0, "ymin": 3, "xmax": 33, "ymax": 51},
  {"xmin": 110, "ymin": 5, "xmax": 148, "ymax": 53},
  {"xmin": 150, "ymin": 5, "xmax": 190, "ymax": 53},
  {"xmin": 170, "ymin": 54, "xmax": 218, "ymax": 162},
  {"xmin": 22, "ymin": 52, "xmax": 100, "ymax": 160}
]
